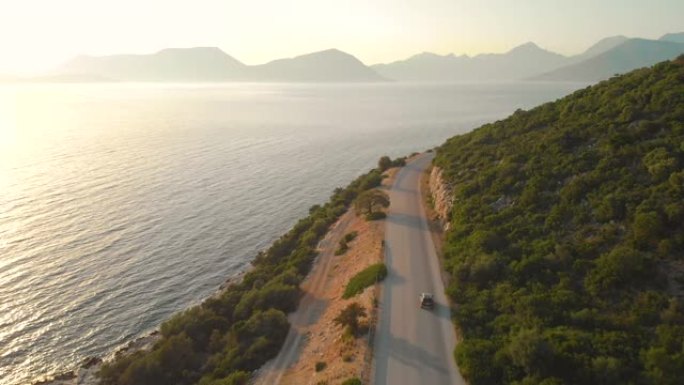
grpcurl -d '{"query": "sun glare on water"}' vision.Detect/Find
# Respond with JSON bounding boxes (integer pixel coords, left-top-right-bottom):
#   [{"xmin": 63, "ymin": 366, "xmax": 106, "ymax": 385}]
[{"xmin": 0, "ymin": 86, "xmax": 65, "ymax": 166}]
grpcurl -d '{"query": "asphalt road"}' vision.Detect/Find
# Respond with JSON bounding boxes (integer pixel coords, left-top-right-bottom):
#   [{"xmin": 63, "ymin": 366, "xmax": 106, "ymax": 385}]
[{"xmin": 372, "ymin": 153, "xmax": 466, "ymax": 385}]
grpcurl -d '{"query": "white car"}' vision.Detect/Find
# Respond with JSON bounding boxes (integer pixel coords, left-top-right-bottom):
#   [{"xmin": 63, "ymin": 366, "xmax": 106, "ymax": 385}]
[{"xmin": 419, "ymin": 293, "xmax": 434, "ymax": 309}]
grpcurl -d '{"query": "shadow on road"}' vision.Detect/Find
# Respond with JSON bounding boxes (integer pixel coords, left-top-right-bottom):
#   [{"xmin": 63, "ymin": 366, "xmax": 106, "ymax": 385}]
[
  {"xmin": 383, "ymin": 244, "xmax": 407, "ymax": 287},
  {"xmin": 386, "ymin": 213, "xmax": 429, "ymax": 231},
  {"xmin": 373, "ymin": 331, "xmax": 451, "ymax": 383},
  {"xmin": 432, "ymin": 302, "xmax": 456, "ymax": 323},
  {"xmin": 387, "ymin": 212, "xmax": 443, "ymax": 235}
]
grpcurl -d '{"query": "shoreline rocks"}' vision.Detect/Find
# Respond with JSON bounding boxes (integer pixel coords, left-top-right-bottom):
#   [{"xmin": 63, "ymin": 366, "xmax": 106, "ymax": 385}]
[{"xmin": 29, "ymin": 267, "xmax": 251, "ymax": 385}]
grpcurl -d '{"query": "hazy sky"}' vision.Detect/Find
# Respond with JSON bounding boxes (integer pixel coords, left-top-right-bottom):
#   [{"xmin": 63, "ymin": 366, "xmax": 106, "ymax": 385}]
[{"xmin": 1, "ymin": 0, "xmax": 683, "ymax": 74}]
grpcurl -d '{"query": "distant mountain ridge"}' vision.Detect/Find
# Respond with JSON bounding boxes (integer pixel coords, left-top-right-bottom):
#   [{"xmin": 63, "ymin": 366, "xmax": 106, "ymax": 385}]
[
  {"xmin": 660, "ymin": 32, "xmax": 684, "ymax": 43},
  {"xmin": 371, "ymin": 42, "xmax": 568, "ymax": 82},
  {"xmin": 374, "ymin": 35, "xmax": 684, "ymax": 82},
  {"xmin": 60, "ymin": 47, "xmax": 248, "ymax": 81},
  {"xmin": 56, "ymin": 47, "xmax": 385, "ymax": 83},
  {"xmin": 570, "ymin": 35, "xmax": 630, "ymax": 63},
  {"xmin": 534, "ymin": 38, "xmax": 684, "ymax": 81},
  {"xmin": 34, "ymin": 31, "xmax": 684, "ymax": 83},
  {"xmin": 246, "ymin": 49, "xmax": 385, "ymax": 82}
]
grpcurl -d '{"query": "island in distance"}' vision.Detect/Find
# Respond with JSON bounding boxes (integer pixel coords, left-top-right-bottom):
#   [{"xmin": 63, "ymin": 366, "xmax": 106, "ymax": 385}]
[{"xmin": 11, "ymin": 32, "xmax": 684, "ymax": 83}]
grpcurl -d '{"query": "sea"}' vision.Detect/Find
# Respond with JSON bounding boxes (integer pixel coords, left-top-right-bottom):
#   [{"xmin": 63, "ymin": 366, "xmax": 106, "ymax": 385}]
[{"xmin": 0, "ymin": 81, "xmax": 585, "ymax": 384}]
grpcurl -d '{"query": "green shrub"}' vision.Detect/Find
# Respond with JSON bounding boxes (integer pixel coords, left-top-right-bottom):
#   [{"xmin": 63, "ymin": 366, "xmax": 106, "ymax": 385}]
[
  {"xmin": 335, "ymin": 242, "xmax": 349, "ymax": 256},
  {"xmin": 366, "ymin": 212, "xmax": 387, "ymax": 221},
  {"xmin": 334, "ymin": 303, "xmax": 367, "ymax": 335},
  {"xmin": 391, "ymin": 157, "xmax": 407, "ymax": 167},
  {"xmin": 335, "ymin": 231, "xmax": 359, "ymax": 255},
  {"xmin": 343, "ymin": 263, "xmax": 388, "ymax": 299},
  {"xmin": 341, "ymin": 378, "xmax": 362, "ymax": 385},
  {"xmin": 200, "ymin": 371, "xmax": 250, "ymax": 385},
  {"xmin": 315, "ymin": 361, "xmax": 326, "ymax": 372},
  {"xmin": 378, "ymin": 155, "xmax": 407, "ymax": 171},
  {"xmin": 344, "ymin": 231, "xmax": 358, "ymax": 243}
]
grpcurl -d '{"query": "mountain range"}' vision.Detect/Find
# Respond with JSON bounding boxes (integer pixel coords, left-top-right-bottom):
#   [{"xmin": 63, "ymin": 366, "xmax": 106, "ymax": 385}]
[
  {"xmin": 15, "ymin": 32, "xmax": 684, "ymax": 83},
  {"xmin": 374, "ymin": 34, "xmax": 684, "ymax": 82},
  {"xmin": 56, "ymin": 48, "xmax": 385, "ymax": 83},
  {"xmin": 534, "ymin": 37, "xmax": 684, "ymax": 81},
  {"xmin": 371, "ymin": 42, "xmax": 568, "ymax": 82}
]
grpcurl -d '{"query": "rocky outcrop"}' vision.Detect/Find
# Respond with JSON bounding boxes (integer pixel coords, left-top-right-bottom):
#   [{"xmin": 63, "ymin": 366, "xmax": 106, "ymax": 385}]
[{"xmin": 428, "ymin": 166, "xmax": 454, "ymax": 231}]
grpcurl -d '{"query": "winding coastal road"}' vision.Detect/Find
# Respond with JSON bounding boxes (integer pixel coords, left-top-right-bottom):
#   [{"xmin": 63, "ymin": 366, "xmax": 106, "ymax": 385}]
[{"xmin": 372, "ymin": 153, "xmax": 466, "ymax": 385}]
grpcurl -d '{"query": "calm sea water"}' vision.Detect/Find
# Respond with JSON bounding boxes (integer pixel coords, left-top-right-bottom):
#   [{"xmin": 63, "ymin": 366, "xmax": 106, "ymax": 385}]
[{"xmin": 0, "ymin": 81, "xmax": 584, "ymax": 384}]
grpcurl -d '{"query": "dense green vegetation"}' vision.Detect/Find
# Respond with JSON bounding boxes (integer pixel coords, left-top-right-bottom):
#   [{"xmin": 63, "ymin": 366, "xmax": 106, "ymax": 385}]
[
  {"xmin": 435, "ymin": 58, "xmax": 684, "ymax": 384},
  {"xmin": 98, "ymin": 169, "xmax": 385, "ymax": 385},
  {"xmin": 343, "ymin": 263, "xmax": 388, "ymax": 299}
]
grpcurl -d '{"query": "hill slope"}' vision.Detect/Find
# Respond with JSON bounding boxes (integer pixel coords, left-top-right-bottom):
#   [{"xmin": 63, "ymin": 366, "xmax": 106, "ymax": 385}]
[
  {"xmin": 570, "ymin": 35, "xmax": 630, "ymax": 63},
  {"xmin": 371, "ymin": 52, "xmax": 469, "ymax": 82},
  {"xmin": 536, "ymin": 38, "xmax": 684, "ymax": 81},
  {"xmin": 372, "ymin": 42, "xmax": 567, "ymax": 82},
  {"xmin": 434, "ymin": 57, "xmax": 684, "ymax": 384},
  {"xmin": 660, "ymin": 32, "xmax": 684, "ymax": 44}
]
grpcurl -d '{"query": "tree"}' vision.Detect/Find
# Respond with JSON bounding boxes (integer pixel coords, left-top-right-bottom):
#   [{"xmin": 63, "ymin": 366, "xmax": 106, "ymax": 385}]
[
  {"xmin": 334, "ymin": 303, "xmax": 367, "ymax": 335},
  {"xmin": 354, "ymin": 189, "xmax": 390, "ymax": 218},
  {"xmin": 643, "ymin": 346, "xmax": 684, "ymax": 385},
  {"xmin": 378, "ymin": 155, "xmax": 392, "ymax": 171},
  {"xmin": 454, "ymin": 338, "xmax": 501, "ymax": 385},
  {"xmin": 508, "ymin": 328, "xmax": 553, "ymax": 376},
  {"xmin": 585, "ymin": 246, "xmax": 648, "ymax": 294},
  {"xmin": 632, "ymin": 211, "xmax": 663, "ymax": 246},
  {"xmin": 643, "ymin": 147, "xmax": 676, "ymax": 180}
]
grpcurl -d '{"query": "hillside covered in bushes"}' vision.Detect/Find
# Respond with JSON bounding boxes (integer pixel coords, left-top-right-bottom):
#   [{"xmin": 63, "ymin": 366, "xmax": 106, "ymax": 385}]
[{"xmin": 435, "ymin": 56, "xmax": 684, "ymax": 384}]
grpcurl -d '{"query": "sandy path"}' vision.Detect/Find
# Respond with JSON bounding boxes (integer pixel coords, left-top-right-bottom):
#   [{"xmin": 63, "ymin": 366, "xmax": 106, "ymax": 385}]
[
  {"xmin": 253, "ymin": 210, "xmax": 357, "ymax": 384},
  {"xmin": 253, "ymin": 169, "xmax": 400, "ymax": 385}
]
